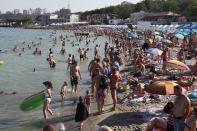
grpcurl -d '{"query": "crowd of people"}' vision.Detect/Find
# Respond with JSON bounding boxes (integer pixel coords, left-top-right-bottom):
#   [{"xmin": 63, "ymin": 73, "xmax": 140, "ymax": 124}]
[{"xmin": 3, "ymin": 26, "xmax": 197, "ymax": 131}]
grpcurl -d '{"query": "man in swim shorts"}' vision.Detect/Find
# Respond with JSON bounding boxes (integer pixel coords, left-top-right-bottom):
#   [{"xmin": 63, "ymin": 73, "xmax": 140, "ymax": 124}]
[{"xmin": 70, "ymin": 61, "xmax": 82, "ymax": 93}]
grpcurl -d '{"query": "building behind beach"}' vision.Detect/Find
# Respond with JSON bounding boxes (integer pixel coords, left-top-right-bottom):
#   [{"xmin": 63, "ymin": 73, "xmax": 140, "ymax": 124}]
[
  {"xmin": 87, "ymin": 13, "xmax": 120, "ymax": 24},
  {"xmin": 143, "ymin": 11, "xmax": 181, "ymax": 25},
  {"xmin": 129, "ymin": 11, "xmax": 182, "ymax": 25},
  {"xmin": 36, "ymin": 8, "xmax": 71, "ymax": 25}
]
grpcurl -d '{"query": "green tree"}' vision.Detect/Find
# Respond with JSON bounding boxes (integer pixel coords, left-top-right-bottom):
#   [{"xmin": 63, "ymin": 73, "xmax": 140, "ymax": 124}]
[
  {"xmin": 189, "ymin": 1, "xmax": 197, "ymax": 16},
  {"xmin": 163, "ymin": 0, "xmax": 180, "ymax": 12}
]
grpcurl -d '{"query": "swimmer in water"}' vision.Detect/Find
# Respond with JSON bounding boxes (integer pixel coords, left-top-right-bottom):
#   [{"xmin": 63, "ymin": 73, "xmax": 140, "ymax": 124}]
[{"xmin": 0, "ymin": 91, "xmax": 17, "ymax": 95}]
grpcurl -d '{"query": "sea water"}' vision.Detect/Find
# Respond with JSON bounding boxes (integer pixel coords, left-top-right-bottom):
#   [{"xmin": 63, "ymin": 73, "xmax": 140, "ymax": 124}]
[{"xmin": 0, "ymin": 27, "xmax": 107, "ymax": 131}]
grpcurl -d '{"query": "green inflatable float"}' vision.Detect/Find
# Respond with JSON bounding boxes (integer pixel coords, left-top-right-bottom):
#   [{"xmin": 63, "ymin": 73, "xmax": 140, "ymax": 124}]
[{"xmin": 20, "ymin": 91, "xmax": 44, "ymax": 111}]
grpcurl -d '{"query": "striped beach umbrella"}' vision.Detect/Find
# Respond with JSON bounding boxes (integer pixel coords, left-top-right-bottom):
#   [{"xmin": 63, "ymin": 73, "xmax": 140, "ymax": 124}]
[
  {"xmin": 166, "ymin": 60, "xmax": 190, "ymax": 70},
  {"xmin": 145, "ymin": 81, "xmax": 178, "ymax": 95}
]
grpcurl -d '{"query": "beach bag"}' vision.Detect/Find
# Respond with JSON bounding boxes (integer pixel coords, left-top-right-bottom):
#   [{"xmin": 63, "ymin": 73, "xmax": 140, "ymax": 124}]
[{"xmin": 99, "ymin": 75, "xmax": 109, "ymax": 89}]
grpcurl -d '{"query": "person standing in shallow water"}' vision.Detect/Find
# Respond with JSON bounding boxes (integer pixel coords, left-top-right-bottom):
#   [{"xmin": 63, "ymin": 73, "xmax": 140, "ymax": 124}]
[
  {"xmin": 42, "ymin": 81, "xmax": 53, "ymax": 120},
  {"xmin": 70, "ymin": 61, "xmax": 82, "ymax": 93},
  {"xmin": 67, "ymin": 54, "xmax": 72, "ymax": 70}
]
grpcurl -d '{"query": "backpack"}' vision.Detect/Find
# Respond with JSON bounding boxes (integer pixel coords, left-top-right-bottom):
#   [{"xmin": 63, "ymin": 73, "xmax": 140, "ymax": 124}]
[{"xmin": 99, "ymin": 75, "xmax": 109, "ymax": 89}]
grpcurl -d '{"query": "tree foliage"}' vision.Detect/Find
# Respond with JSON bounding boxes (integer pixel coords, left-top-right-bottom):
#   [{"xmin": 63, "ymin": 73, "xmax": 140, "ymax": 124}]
[{"xmin": 81, "ymin": 0, "xmax": 197, "ymax": 20}]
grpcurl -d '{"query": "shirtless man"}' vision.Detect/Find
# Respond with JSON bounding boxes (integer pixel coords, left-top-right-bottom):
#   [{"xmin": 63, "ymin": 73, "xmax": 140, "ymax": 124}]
[
  {"xmin": 89, "ymin": 58, "xmax": 103, "ymax": 96},
  {"xmin": 70, "ymin": 61, "xmax": 82, "ymax": 93},
  {"xmin": 109, "ymin": 67, "xmax": 121, "ymax": 111},
  {"xmin": 94, "ymin": 68, "xmax": 102, "ymax": 113},
  {"xmin": 172, "ymin": 85, "xmax": 191, "ymax": 131}
]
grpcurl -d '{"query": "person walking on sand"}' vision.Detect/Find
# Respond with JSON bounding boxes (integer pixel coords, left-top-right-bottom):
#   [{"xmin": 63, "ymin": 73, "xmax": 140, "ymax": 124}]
[
  {"xmin": 89, "ymin": 58, "xmax": 103, "ymax": 96},
  {"xmin": 75, "ymin": 96, "xmax": 89, "ymax": 130},
  {"xmin": 172, "ymin": 85, "xmax": 191, "ymax": 131},
  {"xmin": 42, "ymin": 81, "xmax": 53, "ymax": 120},
  {"xmin": 70, "ymin": 61, "xmax": 82, "ymax": 93},
  {"xmin": 96, "ymin": 68, "xmax": 108, "ymax": 114},
  {"xmin": 60, "ymin": 81, "xmax": 67, "ymax": 104},
  {"xmin": 109, "ymin": 67, "xmax": 121, "ymax": 111}
]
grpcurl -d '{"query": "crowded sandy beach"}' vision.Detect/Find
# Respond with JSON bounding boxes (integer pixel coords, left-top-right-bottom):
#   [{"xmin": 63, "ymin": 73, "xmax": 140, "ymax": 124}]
[{"xmin": 0, "ymin": 23, "xmax": 197, "ymax": 131}]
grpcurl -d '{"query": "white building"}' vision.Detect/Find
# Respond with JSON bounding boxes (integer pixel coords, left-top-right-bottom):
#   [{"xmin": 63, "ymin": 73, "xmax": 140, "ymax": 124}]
[
  {"xmin": 50, "ymin": 14, "xmax": 58, "ymax": 19},
  {"xmin": 70, "ymin": 14, "xmax": 79, "ymax": 22},
  {"xmin": 108, "ymin": 19, "xmax": 123, "ymax": 25}
]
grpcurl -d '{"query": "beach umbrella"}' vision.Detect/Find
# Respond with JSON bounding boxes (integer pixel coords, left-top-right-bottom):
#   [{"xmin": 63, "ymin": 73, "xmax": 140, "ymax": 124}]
[
  {"xmin": 145, "ymin": 81, "xmax": 178, "ymax": 95},
  {"xmin": 146, "ymin": 48, "xmax": 163, "ymax": 56},
  {"xmin": 175, "ymin": 34, "xmax": 184, "ymax": 39},
  {"xmin": 166, "ymin": 60, "xmax": 190, "ymax": 71}
]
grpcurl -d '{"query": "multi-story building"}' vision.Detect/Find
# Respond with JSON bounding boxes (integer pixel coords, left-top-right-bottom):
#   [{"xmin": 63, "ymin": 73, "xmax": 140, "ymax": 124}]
[
  {"xmin": 42, "ymin": 8, "xmax": 47, "ymax": 14},
  {"xmin": 59, "ymin": 8, "xmax": 71, "ymax": 22},
  {"xmin": 13, "ymin": 9, "xmax": 20, "ymax": 14},
  {"xmin": 28, "ymin": 8, "xmax": 34, "ymax": 15},
  {"xmin": 34, "ymin": 8, "xmax": 42, "ymax": 15},
  {"xmin": 23, "ymin": 10, "xmax": 28, "ymax": 15}
]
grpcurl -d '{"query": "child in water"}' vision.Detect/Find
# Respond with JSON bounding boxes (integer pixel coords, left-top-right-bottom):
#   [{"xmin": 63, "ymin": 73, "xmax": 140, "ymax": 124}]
[
  {"xmin": 60, "ymin": 81, "xmax": 67, "ymax": 104},
  {"xmin": 84, "ymin": 90, "xmax": 91, "ymax": 113}
]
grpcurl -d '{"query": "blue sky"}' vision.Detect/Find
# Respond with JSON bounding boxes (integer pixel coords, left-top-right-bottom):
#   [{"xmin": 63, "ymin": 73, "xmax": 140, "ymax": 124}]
[{"xmin": 0, "ymin": 0, "xmax": 141, "ymax": 13}]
